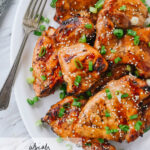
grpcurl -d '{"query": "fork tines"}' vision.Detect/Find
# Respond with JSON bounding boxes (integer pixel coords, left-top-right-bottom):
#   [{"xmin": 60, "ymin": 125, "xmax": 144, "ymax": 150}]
[{"xmin": 24, "ymin": 0, "xmax": 47, "ymax": 24}]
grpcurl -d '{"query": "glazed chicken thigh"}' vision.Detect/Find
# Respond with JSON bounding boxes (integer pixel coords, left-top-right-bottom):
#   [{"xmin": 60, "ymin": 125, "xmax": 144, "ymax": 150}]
[
  {"xmin": 75, "ymin": 75, "xmax": 150, "ymax": 142},
  {"xmin": 95, "ymin": 0, "xmax": 149, "ymax": 78},
  {"xmin": 54, "ymin": 0, "xmax": 97, "ymax": 24},
  {"xmin": 32, "ymin": 27, "xmax": 62, "ymax": 97},
  {"xmin": 42, "ymin": 96, "xmax": 116, "ymax": 150},
  {"xmin": 58, "ymin": 43, "xmax": 108, "ymax": 95}
]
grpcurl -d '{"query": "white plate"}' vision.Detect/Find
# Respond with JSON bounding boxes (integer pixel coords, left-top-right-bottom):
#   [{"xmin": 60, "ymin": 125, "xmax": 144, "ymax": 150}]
[{"xmin": 10, "ymin": 0, "xmax": 150, "ymax": 149}]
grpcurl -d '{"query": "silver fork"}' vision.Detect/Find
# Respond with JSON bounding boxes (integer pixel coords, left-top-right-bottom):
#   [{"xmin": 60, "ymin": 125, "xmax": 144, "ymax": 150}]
[{"xmin": 0, "ymin": 0, "xmax": 47, "ymax": 110}]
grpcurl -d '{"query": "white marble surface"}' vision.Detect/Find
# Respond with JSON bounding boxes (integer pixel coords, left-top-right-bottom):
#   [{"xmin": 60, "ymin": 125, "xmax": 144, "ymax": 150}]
[{"xmin": 0, "ymin": 0, "xmax": 29, "ymax": 138}]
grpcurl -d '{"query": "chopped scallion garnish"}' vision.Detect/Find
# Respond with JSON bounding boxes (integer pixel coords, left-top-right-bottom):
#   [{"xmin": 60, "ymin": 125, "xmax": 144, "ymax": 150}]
[
  {"xmin": 74, "ymin": 59, "xmax": 83, "ymax": 70},
  {"xmin": 89, "ymin": 7, "xmax": 97, "ymax": 13},
  {"xmin": 88, "ymin": 61, "xmax": 93, "ymax": 71},
  {"xmin": 135, "ymin": 121, "xmax": 142, "ymax": 131},
  {"xmin": 129, "ymin": 114, "xmax": 138, "ymax": 120},
  {"xmin": 74, "ymin": 75, "xmax": 82, "ymax": 87},
  {"xmin": 34, "ymin": 30, "xmax": 42, "ymax": 36},
  {"xmin": 120, "ymin": 5, "xmax": 126, "ymax": 11},
  {"xmin": 134, "ymin": 36, "xmax": 140, "ymax": 45},
  {"xmin": 119, "ymin": 124, "xmax": 129, "ymax": 132},
  {"xmin": 127, "ymin": 29, "xmax": 137, "ymax": 37},
  {"xmin": 41, "ymin": 75, "xmax": 47, "ymax": 81},
  {"xmin": 79, "ymin": 34, "xmax": 87, "ymax": 43},
  {"xmin": 39, "ymin": 47, "xmax": 46, "ymax": 57},
  {"xmin": 100, "ymin": 45, "xmax": 106, "ymax": 55},
  {"xmin": 26, "ymin": 77, "xmax": 35, "ymax": 84},
  {"xmin": 58, "ymin": 108, "xmax": 65, "ymax": 117},
  {"xmin": 121, "ymin": 93, "xmax": 129, "ymax": 98},
  {"xmin": 85, "ymin": 24, "xmax": 93, "ymax": 29},
  {"xmin": 105, "ymin": 89, "xmax": 112, "ymax": 99},
  {"xmin": 114, "ymin": 57, "xmax": 122, "ymax": 64},
  {"xmin": 50, "ymin": 0, "xmax": 57, "ymax": 8},
  {"xmin": 39, "ymin": 25, "xmax": 46, "ymax": 31},
  {"xmin": 113, "ymin": 29, "xmax": 124, "ymax": 39}
]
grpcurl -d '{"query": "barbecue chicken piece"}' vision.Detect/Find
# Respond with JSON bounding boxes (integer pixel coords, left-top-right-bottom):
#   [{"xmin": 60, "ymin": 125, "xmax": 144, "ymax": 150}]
[
  {"xmin": 102, "ymin": 0, "xmax": 148, "ymax": 28},
  {"xmin": 32, "ymin": 27, "xmax": 62, "ymax": 97},
  {"xmin": 95, "ymin": 26, "xmax": 150, "ymax": 78},
  {"xmin": 54, "ymin": 0, "xmax": 97, "ymax": 24},
  {"xmin": 53, "ymin": 17, "xmax": 95, "ymax": 49},
  {"xmin": 75, "ymin": 75, "xmax": 150, "ymax": 143},
  {"xmin": 42, "ymin": 96, "xmax": 116, "ymax": 150},
  {"xmin": 58, "ymin": 43, "xmax": 108, "ymax": 95}
]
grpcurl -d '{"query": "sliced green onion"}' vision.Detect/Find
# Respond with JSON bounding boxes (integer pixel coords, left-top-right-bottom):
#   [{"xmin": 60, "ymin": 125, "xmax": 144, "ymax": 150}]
[
  {"xmin": 121, "ymin": 93, "xmax": 129, "ymax": 98},
  {"xmin": 144, "ymin": 126, "xmax": 150, "ymax": 133},
  {"xmin": 148, "ymin": 7, "xmax": 150, "ymax": 13},
  {"xmin": 58, "ymin": 108, "xmax": 65, "ymax": 117},
  {"xmin": 41, "ymin": 75, "xmax": 47, "ymax": 81},
  {"xmin": 105, "ymin": 126, "xmax": 118, "ymax": 134},
  {"xmin": 114, "ymin": 57, "xmax": 122, "ymax": 64},
  {"xmin": 74, "ymin": 75, "xmax": 82, "ymax": 87},
  {"xmin": 26, "ymin": 77, "xmax": 35, "ymax": 84},
  {"xmin": 105, "ymin": 110, "xmax": 111, "ymax": 117},
  {"xmin": 135, "ymin": 121, "xmax": 142, "ymax": 131},
  {"xmin": 105, "ymin": 88, "xmax": 112, "ymax": 100},
  {"xmin": 88, "ymin": 61, "xmax": 93, "ymax": 71},
  {"xmin": 95, "ymin": 0, "xmax": 105, "ymax": 9},
  {"xmin": 60, "ymin": 83, "xmax": 66, "ymax": 92},
  {"xmin": 33, "ymin": 96, "xmax": 39, "ymax": 103},
  {"xmin": 98, "ymin": 138, "xmax": 104, "ymax": 143},
  {"xmin": 120, "ymin": 5, "xmax": 126, "ymax": 11},
  {"xmin": 44, "ymin": 18, "xmax": 50, "ymax": 24},
  {"xmin": 100, "ymin": 45, "xmax": 106, "ymax": 55},
  {"xmin": 39, "ymin": 47, "xmax": 46, "ymax": 57},
  {"xmin": 85, "ymin": 24, "xmax": 93, "ymax": 29},
  {"xmin": 74, "ymin": 59, "xmax": 83, "ymax": 70},
  {"xmin": 119, "ymin": 124, "xmax": 129, "ymax": 132},
  {"xmin": 85, "ymin": 143, "xmax": 92, "ymax": 146},
  {"xmin": 39, "ymin": 25, "xmax": 46, "ymax": 31},
  {"xmin": 134, "ymin": 36, "xmax": 140, "ymax": 45},
  {"xmin": 113, "ymin": 29, "xmax": 124, "ymax": 39},
  {"xmin": 129, "ymin": 114, "xmax": 138, "ymax": 120},
  {"xmin": 60, "ymin": 92, "xmax": 66, "ymax": 99},
  {"xmin": 59, "ymin": 71, "xmax": 62, "ymax": 77},
  {"xmin": 127, "ymin": 29, "xmax": 137, "ymax": 37},
  {"xmin": 72, "ymin": 98, "xmax": 81, "ymax": 108},
  {"xmin": 72, "ymin": 101, "xmax": 81, "ymax": 108},
  {"xmin": 56, "ymin": 137, "xmax": 64, "ymax": 143},
  {"xmin": 126, "ymin": 65, "xmax": 131, "ymax": 72},
  {"xmin": 35, "ymin": 120, "xmax": 42, "ymax": 126},
  {"xmin": 50, "ymin": 0, "xmax": 57, "ymax": 8},
  {"xmin": 148, "ymin": 42, "xmax": 150, "ymax": 47},
  {"xmin": 135, "ymin": 70, "xmax": 139, "ymax": 77},
  {"xmin": 111, "ymin": 49, "xmax": 116, "ymax": 53},
  {"xmin": 29, "ymin": 67, "xmax": 33, "ymax": 72},
  {"xmin": 27, "ymin": 98, "xmax": 34, "ymax": 105},
  {"xmin": 34, "ymin": 30, "xmax": 42, "ymax": 36},
  {"xmin": 89, "ymin": 7, "xmax": 97, "ymax": 13},
  {"xmin": 79, "ymin": 34, "xmax": 87, "ymax": 43},
  {"xmin": 86, "ymin": 91, "xmax": 92, "ymax": 97}
]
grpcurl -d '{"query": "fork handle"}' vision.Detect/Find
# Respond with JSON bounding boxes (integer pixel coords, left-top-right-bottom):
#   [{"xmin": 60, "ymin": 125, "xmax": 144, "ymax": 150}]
[{"xmin": 0, "ymin": 31, "xmax": 30, "ymax": 110}]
